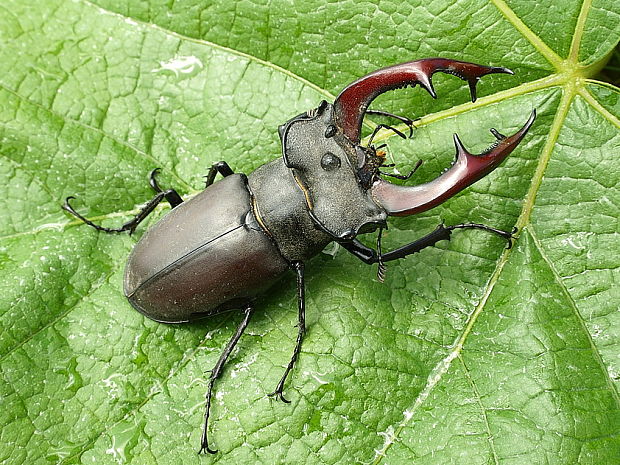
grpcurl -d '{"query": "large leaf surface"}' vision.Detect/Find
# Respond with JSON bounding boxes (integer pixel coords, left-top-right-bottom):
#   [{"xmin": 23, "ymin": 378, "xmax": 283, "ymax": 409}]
[{"xmin": 1, "ymin": 0, "xmax": 619, "ymax": 464}]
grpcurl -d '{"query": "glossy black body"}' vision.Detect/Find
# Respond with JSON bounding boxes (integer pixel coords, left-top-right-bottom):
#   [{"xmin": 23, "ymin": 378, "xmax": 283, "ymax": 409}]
[{"xmin": 124, "ymin": 174, "xmax": 289, "ymax": 323}]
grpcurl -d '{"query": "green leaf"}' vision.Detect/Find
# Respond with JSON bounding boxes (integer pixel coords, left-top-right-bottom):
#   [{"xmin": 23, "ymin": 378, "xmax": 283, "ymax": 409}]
[{"xmin": 1, "ymin": 0, "xmax": 619, "ymax": 464}]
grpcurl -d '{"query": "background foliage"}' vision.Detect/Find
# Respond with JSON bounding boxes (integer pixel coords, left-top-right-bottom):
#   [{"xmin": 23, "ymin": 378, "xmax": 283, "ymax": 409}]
[{"xmin": 1, "ymin": 0, "xmax": 619, "ymax": 463}]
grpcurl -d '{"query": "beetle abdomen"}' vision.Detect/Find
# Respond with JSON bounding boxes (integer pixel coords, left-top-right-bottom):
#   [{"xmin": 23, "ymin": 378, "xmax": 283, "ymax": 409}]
[{"xmin": 124, "ymin": 174, "xmax": 289, "ymax": 323}]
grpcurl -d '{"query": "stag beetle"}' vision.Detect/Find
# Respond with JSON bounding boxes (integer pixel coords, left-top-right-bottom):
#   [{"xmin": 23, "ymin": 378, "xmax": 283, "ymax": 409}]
[{"xmin": 63, "ymin": 58, "xmax": 536, "ymax": 454}]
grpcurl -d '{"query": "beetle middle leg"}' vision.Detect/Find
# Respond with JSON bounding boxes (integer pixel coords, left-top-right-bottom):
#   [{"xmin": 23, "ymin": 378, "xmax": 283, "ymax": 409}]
[
  {"xmin": 204, "ymin": 161, "xmax": 235, "ymax": 188},
  {"xmin": 200, "ymin": 304, "xmax": 254, "ymax": 455},
  {"xmin": 269, "ymin": 261, "xmax": 305, "ymax": 403},
  {"xmin": 149, "ymin": 168, "xmax": 184, "ymax": 207},
  {"xmin": 62, "ymin": 169, "xmax": 184, "ymax": 234},
  {"xmin": 379, "ymin": 159, "xmax": 424, "ymax": 181},
  {"xmin": 367, "ymin": 123, "xmax": 408, "ymax": 147}
]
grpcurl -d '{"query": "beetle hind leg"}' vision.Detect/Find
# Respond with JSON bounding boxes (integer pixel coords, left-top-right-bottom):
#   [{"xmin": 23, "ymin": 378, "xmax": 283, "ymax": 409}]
[
  {"xmin": 63, "ymin": 191, "xmax": 167, "ymax": 235},
  {"xmin": 199, "ymin": 304, "xmax": 254, "ymax": 455},
  {"xmin": 269, "ymin": 261, "xmax": 306, "ymax": 403}
]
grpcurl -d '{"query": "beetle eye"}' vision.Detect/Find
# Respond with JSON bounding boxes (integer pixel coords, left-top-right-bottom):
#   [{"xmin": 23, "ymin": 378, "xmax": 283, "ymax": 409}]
[{"xmin": 321, "ymin": 152, "xmax": 341, "ymax": 171}]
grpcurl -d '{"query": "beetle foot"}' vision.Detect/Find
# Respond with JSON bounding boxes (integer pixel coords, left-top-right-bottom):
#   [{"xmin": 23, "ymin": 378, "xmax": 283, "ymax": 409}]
[
  {"xmin": 149, "ymin": 168, "xmax": 163, "ymax": 192},
  {"xmin": 198, "ymin": 442, "xmax": 218, "ymax": 455},
  {"xmin": 377, "ymin": 262, "xmax": 387, "ymax": 283},
  {"xmin": 268, "ymin": 389, "xmax": 291, "ymax": 404},
  {"xmin": 505, "ymin": 226, "xmax": 519, "ymax": 249},
  {"xmin": 443, "ymin": 223, "xmax": 518, "ymax": 249}
]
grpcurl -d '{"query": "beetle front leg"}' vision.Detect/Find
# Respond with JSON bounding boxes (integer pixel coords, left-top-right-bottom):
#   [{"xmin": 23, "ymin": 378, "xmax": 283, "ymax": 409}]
[
  {"xmin": 199, "ymin": 304, "xmax": 254, "ymax": 455},
  {"xmin": 381, "ymin": 224, "xmax": 516, "ymax": 265},
  {"xmin": 269, "ymin": 261, "xmax": 305, "ymax": 403},
  {"xmin": 342, "ymin": 223, "xmax": 516, "ymax": 267}
]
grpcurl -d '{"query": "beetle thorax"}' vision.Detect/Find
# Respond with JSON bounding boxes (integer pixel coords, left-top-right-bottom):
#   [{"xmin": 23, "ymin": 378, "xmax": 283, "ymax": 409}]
[
  {"xmin": 247, "ymin": 102, "xmax": 387, "ymax": 262},
  {"xmin": 278, "ymin": 102, "xmax": 387, "ymax": 240}
]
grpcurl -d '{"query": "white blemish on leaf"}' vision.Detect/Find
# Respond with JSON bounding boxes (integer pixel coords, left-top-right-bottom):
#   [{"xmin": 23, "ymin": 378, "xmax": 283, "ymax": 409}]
[
  {"xmin": 152, "ymin": 56, "xmax": 204, "ymax": 78},
  {"xmin": 561, "ymin": 236, "xmax": 586, "ymax": 250},
  {"xmin": 105, "ymin": 435, "xmax": 125, "ymax": 463},
  {"xmin": 230, "ymin": 352, "xmax": 258, "ymax": 378},
  {"xmin": 101, "ymin": 373, "xmax": 124, "ymax": 398},
  {"xmin": 303, "ymin": 370, "xmax": 330, "ymax": 385}
]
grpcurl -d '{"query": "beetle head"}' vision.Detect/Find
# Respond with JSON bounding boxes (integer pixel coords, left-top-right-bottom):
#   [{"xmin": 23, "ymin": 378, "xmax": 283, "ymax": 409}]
[{"xmin": 279, "ymin": 101, "xmax": 387, "ymax": 240}]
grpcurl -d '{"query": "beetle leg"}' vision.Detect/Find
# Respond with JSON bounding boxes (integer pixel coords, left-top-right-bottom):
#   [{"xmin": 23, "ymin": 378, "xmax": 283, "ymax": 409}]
[
  {"xmin": 204, "ymin": 161, "xmax": 235, "ymax": 188},
  {"xmin": 149, "ymin": 168, "xmax": 184, "ymax": 207},
  {"xmin": 269, "ymin": 261, "xmax": 305, "ymax": 403},
  {"xmin": 199, "ymin": 304, "xmax": 254, "ymax": 455},
  {"xmin": 341, "ymin": 223, "xmax": 516, "ymax": 267},
  {"xmin": 379, "ymin": 223, "xmax": 516, "ymax": 262},
  {"xmin": 365, "ymin": 109, "xmax": 416, "ymax": 138},
  {"xmin": 63, "ymin": 169, "xmax": 184, "ymax": 234},
  {"xmin": 63, "ymin": 191, "xmax": 170, "ymax": 235}
]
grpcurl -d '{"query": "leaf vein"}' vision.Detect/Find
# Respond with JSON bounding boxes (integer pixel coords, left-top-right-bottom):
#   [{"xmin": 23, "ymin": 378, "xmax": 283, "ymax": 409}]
[
  {"xmin": 0, "ymin": 83, "xmax": 193, "ymax": 191},
  {"xmin": 457, "ymin": 354, "xmax": 500, "ymax": 465},
  {"xmin": 0, "ymin": 264, "xmax": 119, "ymax": 363},
  {"xmin": 528, "ymin": 227, "xmax": 620, "ymax": 407},
  {"xmin": 569, "ymin": 0, "xmax": 594, "ymax": 63},
  {"xmin": 578, "ymin": 83, "xmax": 620, "ymax": 129},
  {"xmin": 489, "ymin": 0, "xmax": 564, "ymax": 69},
  {"xmin": 58, "ymin": 317, "xmax": 230, "ymax": 464},
  {"xmin": 78, "ymin": 0, "xmax": 335, "ymax": 101}
]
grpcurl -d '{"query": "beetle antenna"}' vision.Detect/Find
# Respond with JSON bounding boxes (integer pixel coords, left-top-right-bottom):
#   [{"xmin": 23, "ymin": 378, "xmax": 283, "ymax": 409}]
[
  {"xmin": 367, "ymin": 124, "xmax": 407, "ymax": 148},
  {"xmin": 365, "ymin": 109, "xmax": 417, "ymax": 138}
]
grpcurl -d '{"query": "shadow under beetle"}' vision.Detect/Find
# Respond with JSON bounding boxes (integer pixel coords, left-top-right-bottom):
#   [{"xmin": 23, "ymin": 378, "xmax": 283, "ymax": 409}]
[{"xmin": 63, "ymin": 58, "xmax": 536, "ymax": 454}]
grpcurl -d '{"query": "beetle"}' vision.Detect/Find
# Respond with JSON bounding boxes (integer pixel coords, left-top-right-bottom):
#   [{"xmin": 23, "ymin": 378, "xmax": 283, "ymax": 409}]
[{"xmin": 63, "ymin": 58, "xmax": 536, "ymax": 454}]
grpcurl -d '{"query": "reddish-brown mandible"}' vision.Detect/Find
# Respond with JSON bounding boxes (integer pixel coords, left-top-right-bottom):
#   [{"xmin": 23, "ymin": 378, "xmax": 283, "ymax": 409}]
[{"xmin": 333, "ymin": 58, "xmax": 536, "ymax": 216}]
